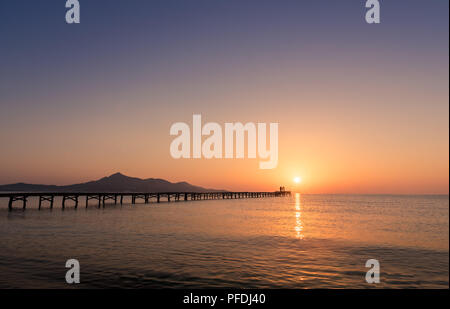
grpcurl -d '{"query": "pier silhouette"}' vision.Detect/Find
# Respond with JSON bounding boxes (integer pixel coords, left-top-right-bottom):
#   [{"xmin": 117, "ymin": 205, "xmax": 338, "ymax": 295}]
[{"xmin": 1, "ymin": 190, "xmax": 291, "ymax": 211}]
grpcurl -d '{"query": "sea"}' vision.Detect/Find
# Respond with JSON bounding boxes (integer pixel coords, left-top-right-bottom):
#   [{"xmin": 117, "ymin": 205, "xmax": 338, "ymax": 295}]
[{"xmin": 0, "ymin": 194, "xmax": 448, "ymax": 288}]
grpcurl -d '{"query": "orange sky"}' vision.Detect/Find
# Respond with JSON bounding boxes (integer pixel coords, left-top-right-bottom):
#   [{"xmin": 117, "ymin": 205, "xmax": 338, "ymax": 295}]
[{"xmin": 1, "ymin": 68, "xmax": 448, "ymax": 194}]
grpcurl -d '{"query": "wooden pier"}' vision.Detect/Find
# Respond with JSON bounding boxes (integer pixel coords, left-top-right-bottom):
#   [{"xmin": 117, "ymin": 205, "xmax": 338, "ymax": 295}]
[{"xmin": 0, "ymin": 191, "xmax": 291, "ymax": 211}]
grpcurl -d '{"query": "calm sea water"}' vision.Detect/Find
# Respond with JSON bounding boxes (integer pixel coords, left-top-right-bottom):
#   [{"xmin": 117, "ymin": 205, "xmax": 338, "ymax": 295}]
[{"xmin": 0, "ymin": 194, "xmax": 448, "ymax": 288}]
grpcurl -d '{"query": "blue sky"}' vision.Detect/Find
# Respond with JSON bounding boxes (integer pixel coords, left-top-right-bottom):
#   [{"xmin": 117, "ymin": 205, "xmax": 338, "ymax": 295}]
[{"xmin": 0, "ymin": 1, "xmax": 448, "ymax": 193}]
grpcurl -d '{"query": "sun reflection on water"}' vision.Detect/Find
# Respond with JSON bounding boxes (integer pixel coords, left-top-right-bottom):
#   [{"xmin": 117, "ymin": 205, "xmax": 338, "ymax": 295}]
[{"xmin": 294, "ymin": 193, "xmax": 304, "ymax": 239}]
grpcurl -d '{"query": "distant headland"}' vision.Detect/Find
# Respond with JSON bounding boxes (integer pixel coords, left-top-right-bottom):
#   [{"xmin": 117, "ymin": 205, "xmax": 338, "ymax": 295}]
[{"xmin": 0, "ymin": 173, "xmax": 223, "ymax": 193}]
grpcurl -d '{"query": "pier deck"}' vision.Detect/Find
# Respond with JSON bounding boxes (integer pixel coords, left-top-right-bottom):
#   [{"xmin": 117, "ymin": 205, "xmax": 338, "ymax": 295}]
[{"xmin": 0, "ymin": 191, "xmax": 291, "ymax": 211}]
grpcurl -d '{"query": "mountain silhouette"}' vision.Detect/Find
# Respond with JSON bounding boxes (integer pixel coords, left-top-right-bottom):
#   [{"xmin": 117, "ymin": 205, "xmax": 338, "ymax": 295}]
[{"xmin": 0, "ymin": 173, "xmax": 224, "ymax": 193}]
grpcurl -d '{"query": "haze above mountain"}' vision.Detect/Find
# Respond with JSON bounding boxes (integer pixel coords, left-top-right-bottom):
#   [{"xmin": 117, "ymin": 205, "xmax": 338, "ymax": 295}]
[{"xmin": 0, "ymin": 173, "xmax": 223, "ymax": 193}]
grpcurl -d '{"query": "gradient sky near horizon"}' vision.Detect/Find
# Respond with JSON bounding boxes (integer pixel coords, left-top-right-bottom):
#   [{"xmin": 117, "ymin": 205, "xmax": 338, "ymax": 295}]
[{"xmin": 0, "ymin": 0, "xmax": 448, "ymax": 193}]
